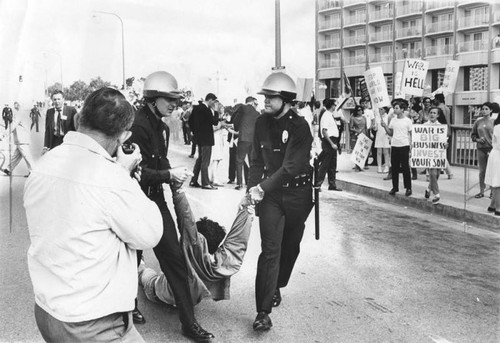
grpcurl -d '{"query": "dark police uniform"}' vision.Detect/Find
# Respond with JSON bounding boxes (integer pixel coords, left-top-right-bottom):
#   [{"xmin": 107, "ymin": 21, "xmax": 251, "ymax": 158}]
[
  {"xmin": 248, "ymin": 109, "xmax": 314, "ymax": 314},
  {"xmin": 129, "ymin": 105, "xmax": 196, "ymax": 326}
]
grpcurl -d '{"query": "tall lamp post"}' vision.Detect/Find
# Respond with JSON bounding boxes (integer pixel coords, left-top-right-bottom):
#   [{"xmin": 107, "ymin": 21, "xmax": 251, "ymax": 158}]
[
  {"xmin": 209, "ymin": 70, "xmax": 227, "ymax": 96},
  {"xmin": 92, "ymin": 11, "xmax": 125, "ymax": 89}
]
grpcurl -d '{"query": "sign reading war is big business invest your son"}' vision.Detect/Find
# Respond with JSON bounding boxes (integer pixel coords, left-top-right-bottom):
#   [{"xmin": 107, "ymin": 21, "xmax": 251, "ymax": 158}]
[{"xmin": 410, "ymin": 124, "xmax": 448, "ymax": 169}]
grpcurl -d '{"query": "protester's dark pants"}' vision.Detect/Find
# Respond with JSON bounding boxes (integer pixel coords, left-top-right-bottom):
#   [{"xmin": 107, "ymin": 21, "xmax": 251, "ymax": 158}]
[
  {"xmin": 370, "ymin": 130, "xmax": 377, "ymax": 165},
  {"xmin": 316, "ymin": 136, "xmax": 338, "ymax": 188},
  {"xmin": 192, "ymin": 145, "xmax": 212, "ymax": 186},
  {"xmin": 190, "ymin": 140, "xmax": 197, "ymax": 157},
  {"xmin": 31, "ymin": 119, "xmax": 39, "ymax": 132},
  {"xmin": 391, "ymin": 145, "xmax": 411, "ymax": 190},
  {"xmin": 236, "ymin": 141, "xmax": 252, "ymax": 186},
  {"xmin": 228, "ymin": 146, "xmax": 236, "ymax": 182},
  {"xmin": 34, "ymin": 303, "xmax": 143, "ymax": 342},
  {"xmin": 182, "ymin": 122, "xmax": 190, "ymax": 144},
  {"xmin": 149, "ymin": 192, "xmax": 195, "ymax": 326},
  {"xmin": 255, "ymin": 186, "xmax": 313, "ymax": 314}
]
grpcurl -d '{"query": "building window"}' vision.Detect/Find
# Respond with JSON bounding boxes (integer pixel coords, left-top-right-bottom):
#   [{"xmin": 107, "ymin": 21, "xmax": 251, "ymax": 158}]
[
  {"xmin": 328, "ymin": 78, "xmax": 340, "ymax": 99},
  {"xmin": 385, "ymin": 74, "xmax": 393, "ymax": 96},
  {"xmin": 463, "ymin": 66, "xmax": 488, "ymax": 91},
  {"xmin": 431, "ymin": 69, "xmax": 445, "ymax": 91}
]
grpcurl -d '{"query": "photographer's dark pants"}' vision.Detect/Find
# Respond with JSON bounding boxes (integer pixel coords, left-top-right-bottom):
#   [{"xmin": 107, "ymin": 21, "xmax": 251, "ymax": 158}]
[
  {"xmin": 391, "ymin": 145, "xmax": 411, "ymax": 191},
  {"xmin": 148, "ymin": 192, "xmax": 195, "ymax": 326},
  {"xmin": 192, "ymin": 145, "xmax": 212, "ymax": 186},
  {"xmin": 255, "ymin": 186, "xmax": 313, "ymax": 314},
  {"xmin": 316, "ymin": 136, "xmax": 338, "ymax": 188},
  {"xmin": 236, "ymin": 141, "xmax": 252, "ymax": 186}
]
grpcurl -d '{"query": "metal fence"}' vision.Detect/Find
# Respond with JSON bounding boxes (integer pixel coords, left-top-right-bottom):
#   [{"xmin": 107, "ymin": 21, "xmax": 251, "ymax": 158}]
[{"xmin": 450, "ymin": 125, "xmax": 478, "ymax": 168}]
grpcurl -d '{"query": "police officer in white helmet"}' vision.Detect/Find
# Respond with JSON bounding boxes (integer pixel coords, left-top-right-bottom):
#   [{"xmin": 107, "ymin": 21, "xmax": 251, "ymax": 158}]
[
  {"xmin": 128, "ymin": 71, "xmax": 215, "ymax": 342},
  {"xmin": 247, "ymin": 71, "xmax": 314, "ymax": 331}
]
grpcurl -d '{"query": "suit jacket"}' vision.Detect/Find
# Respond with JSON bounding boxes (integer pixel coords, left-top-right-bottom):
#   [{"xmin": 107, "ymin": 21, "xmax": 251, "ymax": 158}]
[
  {"xmin": 44, "ymin": 106, "xmax": 77, "ymax": 149},
  {"xmin": 188, "ymin": 103, "xmax": 219, "ymax": 146}
]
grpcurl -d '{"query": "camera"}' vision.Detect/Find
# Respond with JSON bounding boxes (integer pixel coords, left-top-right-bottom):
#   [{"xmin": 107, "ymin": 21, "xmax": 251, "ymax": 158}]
[{"xmin": 122, "ymin": 143, "xmax": 135, "ymax": 154}]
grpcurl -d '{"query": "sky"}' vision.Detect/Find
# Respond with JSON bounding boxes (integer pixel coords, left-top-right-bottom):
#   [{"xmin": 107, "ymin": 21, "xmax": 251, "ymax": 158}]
[{"xmin": 0, "ymin": 0, "xmax": 315, "ymax": 106}]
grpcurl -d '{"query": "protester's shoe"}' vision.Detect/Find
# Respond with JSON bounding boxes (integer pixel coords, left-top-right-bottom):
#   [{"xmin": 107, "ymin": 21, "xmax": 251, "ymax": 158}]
[
  {"xmin": 474, "ymin": 192, "xmax": 484, "ymax": 199},
  {"xmin": 389, "ymin": 188, "xmax": 398, "ymax": 195},
  {"xmin": 419, "ymin": 170, "xmax": 427, "ymax": 175},
  {"xmin": 235, "ymin": 184, "xmax": 242, "ymax": 190},
  {"xmin": 24, "ymin": 172, "xmax": 31, "ymax": 178},
  {"xmin": 487, "ymin": 206, "xmax": 496, "ymax": 212},
  {"xmin": 253, "ymin": 312, "xmax": 272, "ymax": 331},
  {"xmin": 182, "ymin": 322, "xmax": 215, "ymax": 342},
  {"xmin": 132, "ymin": 306, "xmax": 146, "ymax": 324},
  {"xmin": 447, "ymin": 174, "xmax": 454, "ymax": 180},
  {"xmin": 188, "ymin": 154, "xmax": 194, "ymax": 158},
  {"xmin": 383, "ymin": 166, "xmax": 389, "ymax": 173},
  {"xmin": 495, "ymin": 211, "xmax": 500, "ymax": 216},
  {"xmin": 363, "ymin": 166, "xmax": 369, "ymax": 170},
  {"xmin": 432, "ymin": 196, "xmax": 440, "ymax": 205},
  {"xmin": 405, "ymin": 189, "xmax": 412, "ymax": 197},
  {"xmin": 490, "ymin": 192, "xmax": 493, "ymax": 199},
  {"xmin": 328, "ymin": 185, "xmax": 342, "ymax": 191},
  {"xmin": 424, "ymin": 189, "xmax": 430, "ymax": 199},
  {"xmin": 272, "ymin": 288, "xmax": 281, "ymax": 307},
  {"xmin": 212, "ymin": 182, "xmax": 224, "ymax": 187},
  {"xmin": 411, "ymin": 174, "xmax": 417, "ymax": 180},
  {"xmin": 378, "ymin": 167, "xmax": 383, "ymax": 173},
  {"xmin": 227, "ymin": 180, "xmax": 234, "ymax": 184},
  {"xmin": 201, "ymin": 184, "xmax": 217, "ymax": 190},
  {"xmin": 190, "ymin": 181, "xmax": 201, "ymax": 188},
  {"xmin": 2, "ymin": 169, "xmax": 10, "ymax": 176}
]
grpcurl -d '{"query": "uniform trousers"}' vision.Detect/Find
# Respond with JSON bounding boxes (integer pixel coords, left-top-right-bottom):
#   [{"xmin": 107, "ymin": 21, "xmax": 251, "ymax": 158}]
[
  {"xmin": 391, "ymin": 145, "xmax": 411, "ymax": 190},
  {"xmin": 34, "ymin": 304, "xmax": 144, "ymax": 343},
  {"xmin": 256, "ymin": 186, "xmax": 313, "ymax": 314},
  {"xmin": 149, "ymin": 192, "xmax": 195, "ymax": 326},
  {"xmin": 236, "ymin": 141, "xmax": 252, "ymax": 186},
  {"xmin": 7, "ymin": 143, "xmax": 34, "ymax": 172},
  {"xmin": 192, "ymin": 145, "xmax": 212, "ymax": 186}
]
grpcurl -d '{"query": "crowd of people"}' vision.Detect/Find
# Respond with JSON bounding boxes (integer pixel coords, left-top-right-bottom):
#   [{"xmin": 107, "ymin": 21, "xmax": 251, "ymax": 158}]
[{"xmin": 1, "ymin": 68, "xmax": 498, "ymax": 343}]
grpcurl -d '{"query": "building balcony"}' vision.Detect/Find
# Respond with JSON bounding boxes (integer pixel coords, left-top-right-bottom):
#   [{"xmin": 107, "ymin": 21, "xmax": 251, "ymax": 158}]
[
  {"xmin": 425, "ymin": 20, "xmax": 454, "ymax": 34},
  {"xmin": 369, "ymin": 31, "xmax": 393, "ymax": 43},
  {"xmin": 426, "ymin": 0, "xmax": 455, "ymax": 11},
  {"xmin": 319, "ymin": 59, "xmax": 340, "ymax": 69},
  {"xmin": 344, "ymin": 14, "xmax": 366, "ymax": 27},
  {"xmin": 370, "ymin": 8, "xmax": 393, "ymax": 21},
  {"xmin": 370, "ymin": 53, "xmax": 393, "ymax": 63},
  {"xmin": 396, "ymin": 27, "xmax": 422, "ymax": 39},
  {"xmin": 344, "ymin": 55, "xmax": 366, "ymax": 66},
  {"xmin": 344, "ymin": 35, "xmax": 367, "ymax": 47},
  {"xmin": 494, "ymin": 10, "xmax": 500, "ymax": 25},
  {"xmin": 395, "ymin": 49, "xmax": 423, "ymax": 59},
  {"xmin": 457, "ymin": 15, "xmax": 489, "ymax": 30},
  {"xmin": 319, "ymin": 39, "xmax": 341, "ymax": 50},
  {"xmin": 426, "ymin": 44, "xmax": 453, "ymax": 57},
  {"xmin": 343, "ymin": 1, "xmax": 366, "ymax": 9},
  {"xmin": 319, "ymin": 19, "xmax": 341, "ymax": 31},
  {"xmin": 395, "ymin": 2, "xmax": 423, "ymax": 17},
  {"xmin": 318, "ymin": 0, "xmax": 341, "ymax": 12},
  {"xmin": 457, "ymin": 40, "xmax": 489, "ymax": 53}
]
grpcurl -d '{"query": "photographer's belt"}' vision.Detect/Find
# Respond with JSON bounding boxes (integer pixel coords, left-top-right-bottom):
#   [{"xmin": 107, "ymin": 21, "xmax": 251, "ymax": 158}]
[
  {"xmin": 147, "ymin": 184, "xmax": 163, "ymax": 197},
  {"xmin": 282, "ymin": 173, "xmax": 313, "ymax": 188}
]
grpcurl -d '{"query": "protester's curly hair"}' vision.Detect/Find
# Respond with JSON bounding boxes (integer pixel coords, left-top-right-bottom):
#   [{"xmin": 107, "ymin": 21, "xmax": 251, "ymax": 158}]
[{"xmin": 196, "ymin": 217, "xmax": 226, "ymax": 254}]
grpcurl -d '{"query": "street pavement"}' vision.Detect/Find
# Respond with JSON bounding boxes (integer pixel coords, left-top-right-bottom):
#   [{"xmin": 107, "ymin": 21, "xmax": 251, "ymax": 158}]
[{"xmin": 0, "ymin": 126, "xmax": 499, "ymax": 342}]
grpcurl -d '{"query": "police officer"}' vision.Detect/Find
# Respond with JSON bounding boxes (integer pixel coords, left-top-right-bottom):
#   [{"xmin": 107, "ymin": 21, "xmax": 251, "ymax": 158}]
[
  {"xmin": 129, "ymin": 71, "xmax": 214, "ymax": 342},
  {"xmin": 247, "ymin": 71, "xmax": 314, "ymax": 331}
]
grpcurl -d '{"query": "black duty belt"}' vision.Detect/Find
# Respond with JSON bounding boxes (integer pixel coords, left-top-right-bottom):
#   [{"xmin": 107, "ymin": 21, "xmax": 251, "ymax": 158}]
[
  {"xmin": 282, "ymin": 174, "xmax": 312, "ymax": 188},
  {"xmin": 147, "ymin": 184, "xmax": 163, "ymax": 196}
]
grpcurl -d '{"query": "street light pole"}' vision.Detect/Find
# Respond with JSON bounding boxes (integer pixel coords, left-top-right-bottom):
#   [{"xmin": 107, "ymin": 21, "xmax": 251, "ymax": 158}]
[
  {"xmin": 275, "ymin": 0, "xmax": 282, "ymax": 69},
  {"xmin": 93, "ymin": 11, "xmax": 125, "ymax": 89}
]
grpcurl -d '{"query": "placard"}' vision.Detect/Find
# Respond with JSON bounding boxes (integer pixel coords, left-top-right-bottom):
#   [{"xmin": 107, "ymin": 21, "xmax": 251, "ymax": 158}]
[
  {"xmin": 350, "ymin": 132, "xmax": 373, "ymax": 168},
  {"xmin": 441, "ymin": 60, "xmax": 461, "ymax": 95},
  {"xmin": 296, "ymin": 78, "xmax": 314, "ymax": 102},
  {"xmin": 410, "ymin": 124, "xmax": 448, "ymax": 168},
  {"xmin": 363, "ymin": 67, "xmax": 390, "ymax": 108},
  {"xmin": 401, "ymin": 59, "xmax": 429, "ymax": 97}
]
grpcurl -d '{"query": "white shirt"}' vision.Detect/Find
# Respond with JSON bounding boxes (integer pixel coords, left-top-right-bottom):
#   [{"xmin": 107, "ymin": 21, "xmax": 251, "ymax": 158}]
[
  {"xmin": 24, "ymin": 131, "xmax": 162, "ymax": 322},
  {"xmin": 389, "ymin": 116, "xmax": 412, "ymax": 147},
  {"xmin": 363, "ymin": 108, "xmax": 374, "ymax": 130},
  {"xmin": 320, "ymin": 110, "xmax": 339, "ymax": 138}
]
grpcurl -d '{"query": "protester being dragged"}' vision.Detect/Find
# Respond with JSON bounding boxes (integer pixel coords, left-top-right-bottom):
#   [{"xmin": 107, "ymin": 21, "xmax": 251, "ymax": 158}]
[
  {"xmin": 139, "ymin": 182, "xmax": 254, "ymax": 306},
  {"xmin": 24, "ymin": 87, "xmax": 163, "ymax": 342},
  {"xmin": 380, "ymin": 98, "xmax": 413, "ymax": 196},
  {"xmin": 349, "ymin": 105, "xmax": 367, "ymax": 172},
  {"xmin": 471, "ymin": 102, "xmax": 495, "ymax": 199},
  {"xmin": 423, "ymin": 107, "xmax": 448, "ymax": 204},
  {"xmin": 485, "ymin": 109, "xmax": 500, "ymax": 215},
  {"xmin": 374, "ymin": 106, "xmax": 391, "ymax": 174}
]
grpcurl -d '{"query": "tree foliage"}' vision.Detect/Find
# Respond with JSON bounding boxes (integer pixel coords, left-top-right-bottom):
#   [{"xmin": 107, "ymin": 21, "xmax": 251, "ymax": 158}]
[
  {"xmin": 47, "ymin": 83, "xmax": 63, "ymax": 97},
  {"xmin": 64, "ymin": 80, "xmax": 91, "ymax": 101}
]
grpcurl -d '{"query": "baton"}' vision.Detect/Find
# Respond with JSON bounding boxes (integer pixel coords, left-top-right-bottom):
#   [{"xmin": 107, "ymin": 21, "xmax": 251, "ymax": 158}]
[{"xmin": 313, "ymin": 156, "xmax": 320, "ymax": 240}]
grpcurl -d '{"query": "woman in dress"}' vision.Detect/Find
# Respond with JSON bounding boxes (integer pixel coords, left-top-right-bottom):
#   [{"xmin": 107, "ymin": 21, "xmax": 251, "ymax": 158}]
[
  {"xmin": 209, "ymin": 102, "xmax": 226, "ymax": 186},
  {"xmin": 349, "ymin": 105, "xmax": 367, "ymax": 172},
  {"xmin": 471, "ymin": 102, "xmax": 494, "ymax": 198},
  {"xmin": 374, "ymin": 106, "xmax": 391, "ymax": 173},
  {"xmin": 485, "ymin": 109, "xmax": 500, "ymax": 216}
]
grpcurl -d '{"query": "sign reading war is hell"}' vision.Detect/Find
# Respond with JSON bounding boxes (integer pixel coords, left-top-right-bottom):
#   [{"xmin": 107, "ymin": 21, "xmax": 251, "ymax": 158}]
[
  {"xmin": 410, "ymin": 124, "xmax": 448, "ymax": 168},
  {"xmin": 401, "ymin": 59, "xmax": 429, "ymax": 96},
  {"xmin": 363, "ymin": 67, "xmax": 390, "ymax": 108},
  {"xmin": 350, "ymin": 132, "xmax": 373, "ymax": 168}
]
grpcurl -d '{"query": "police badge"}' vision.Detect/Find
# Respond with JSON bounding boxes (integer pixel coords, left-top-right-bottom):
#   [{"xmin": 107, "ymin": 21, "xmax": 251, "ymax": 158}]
[{"xmin": 282, "ymin": 130, "xmax": 288, "ymax": 143}]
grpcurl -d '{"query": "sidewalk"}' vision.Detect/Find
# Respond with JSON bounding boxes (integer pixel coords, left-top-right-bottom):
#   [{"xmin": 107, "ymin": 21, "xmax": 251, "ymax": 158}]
[{"xmin": 334, "ymin": 153, "xmax": 500, "ymax": 230}]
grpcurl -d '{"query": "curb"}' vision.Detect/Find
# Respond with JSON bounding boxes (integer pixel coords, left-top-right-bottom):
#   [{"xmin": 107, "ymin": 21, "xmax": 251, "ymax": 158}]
[{"xmin": 336, "ymin": 179, "xmax": 500, "ymax": 230}]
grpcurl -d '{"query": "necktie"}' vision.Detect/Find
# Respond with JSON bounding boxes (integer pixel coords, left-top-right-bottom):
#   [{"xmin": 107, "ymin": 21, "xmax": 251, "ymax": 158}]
[{"xmin": 56, "ymin": 109, "xmax": 63, "ymax": 136}]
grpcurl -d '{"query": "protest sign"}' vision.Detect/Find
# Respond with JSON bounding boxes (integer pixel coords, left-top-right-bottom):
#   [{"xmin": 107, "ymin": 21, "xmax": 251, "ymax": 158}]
[
  {"xmin": 363, "ymin": 67, "xmax": 390, "ymax": 108},
  {"xmin": 441, "ymin": 60, "xmax": 461, "ymax": 95},
  {"xmin": 359, "ymin": 78, "xmax": 370, "ymax": 103},
  {"xmin": 350, "ymin": 132, "xmax": 373, "ymax": 168},
  {"xmin": 410, "ymin": 124, "xmax": 448, "ymax": 168},
  {"xmin": 401, "ymin": 59, "xmax": 429, "ymax": 96},
  {"xmin": 296, "ymin": 78, "xmax": 314, "ymax": 102}
]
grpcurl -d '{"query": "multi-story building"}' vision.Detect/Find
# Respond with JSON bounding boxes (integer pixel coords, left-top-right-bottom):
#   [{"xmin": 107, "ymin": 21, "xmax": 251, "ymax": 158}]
[{"xmin": 316, "ymin": 0, "xmax": 500, "ymax": 165}]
